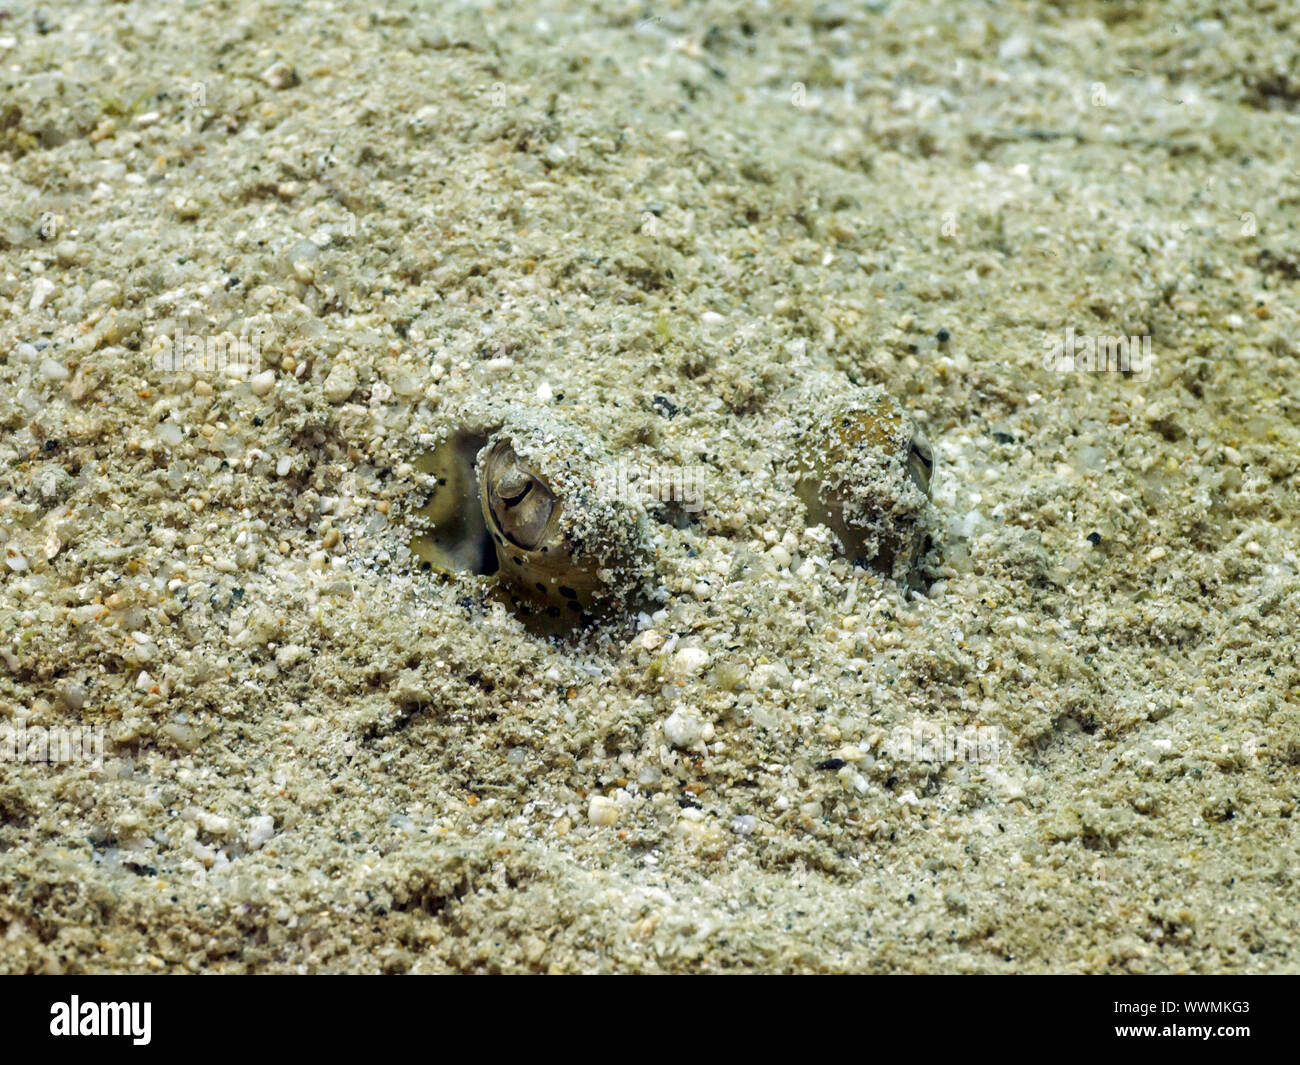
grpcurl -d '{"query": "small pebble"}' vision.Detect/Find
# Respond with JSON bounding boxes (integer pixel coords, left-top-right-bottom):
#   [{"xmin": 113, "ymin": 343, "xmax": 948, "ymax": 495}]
[
  {"xmin": 58, "ymin": 681, "xmax": 86, "ymax": 712},
  {"xmin": 247, "ymin": 816, "xmax": 275, "ymax": 849},
  {"xmin": 664, "ymin": 707, "xmax": 704, "ymax": 748},
  {"xmin": 87, "ymin": 280, "xmax": 120, "ymax": 306},
  {"xmin": 998, "ymin": 34, "xmax": 1031, "ymax": 60},
  {"xmin": 30, "ymin": 278, "xmax": 56, "ymax": 310},
  {"xmin": 261, "ymin": 61, "xmax": 298, "ymax": 90},
  {"xmin": 672, "ymin": 647, "xmax": 710, "ymax": 676},
  {"xmin": 588, "ymin": 796, "xmax": 620, "ymax": 826},
  {"xmin": 323, "ymin": 364, "xmax": 357, "ymax": 404}
]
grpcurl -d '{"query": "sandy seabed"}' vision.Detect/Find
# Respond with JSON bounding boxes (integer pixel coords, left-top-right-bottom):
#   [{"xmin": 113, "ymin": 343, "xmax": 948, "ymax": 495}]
[{"xmin": 1, "ymin": 0, "xmax": 1299, "ymax": 973}]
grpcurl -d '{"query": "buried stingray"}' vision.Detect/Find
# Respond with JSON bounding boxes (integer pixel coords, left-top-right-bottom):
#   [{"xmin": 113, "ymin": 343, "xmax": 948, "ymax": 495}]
[
  {"xmin": 408, "ymin": 379, "xmax": 937, "ymax": 629},
  {"xmin": 410, "ymin": 412, "xmax": 653, "ymax": 630}
]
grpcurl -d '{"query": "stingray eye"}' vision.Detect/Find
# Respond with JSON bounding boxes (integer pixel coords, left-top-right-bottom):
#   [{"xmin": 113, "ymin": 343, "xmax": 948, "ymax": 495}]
[
  {"xmin": 483, "ymin": 443, "xmax": 557, "ymax": 551},
  {"xmin": 409, "ymin": 411, "xmax": 653, "ymax": 630},
  {"xmin": 907, "ymin": 434, "xmax": 934, "ymax": 495},
  {"xmin": 476, "ymin": 419, "xmax": 651, "ymax": 625}
]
